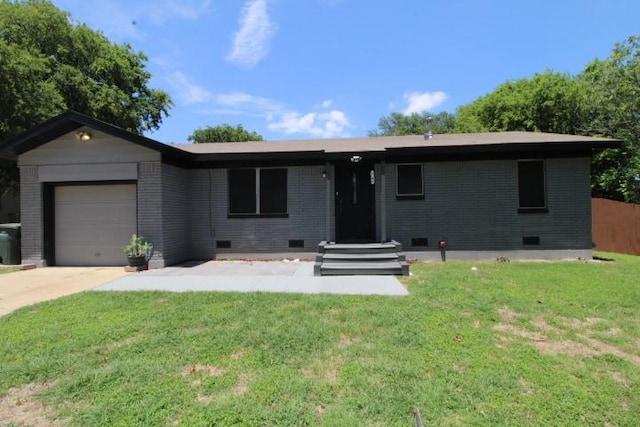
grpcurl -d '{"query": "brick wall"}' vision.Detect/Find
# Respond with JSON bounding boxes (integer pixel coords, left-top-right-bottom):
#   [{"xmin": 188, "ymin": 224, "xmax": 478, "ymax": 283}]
[
  {"xmin": 18, "ymin": 166, "xmax": 44, "ymax": 265},
  {"xmin": 384, "ymin": 158, "xmax": 592, "ymax": 251},
  {"xmin": 161, "ymin": 163, "xmax": 190, "ymax": 265},
  {"xmin": 189, "ymin": 165, "xmax": 328, "ymax": 255},
  {"xmin": 138, "ymin": 162, "xmax": 165, "ymax": 268}
]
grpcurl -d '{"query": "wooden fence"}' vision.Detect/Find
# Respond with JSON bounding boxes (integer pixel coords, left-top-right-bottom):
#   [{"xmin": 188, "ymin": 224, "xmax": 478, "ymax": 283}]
[{"xmin": 592, "ymin": 198, "xmax": 640, "ymax": 256}]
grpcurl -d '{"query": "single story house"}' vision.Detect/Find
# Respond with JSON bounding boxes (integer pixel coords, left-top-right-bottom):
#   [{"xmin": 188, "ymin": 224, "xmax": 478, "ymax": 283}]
[{"xmin": 0, "ymin": 111, "xmax": 620, "ymax": 268}]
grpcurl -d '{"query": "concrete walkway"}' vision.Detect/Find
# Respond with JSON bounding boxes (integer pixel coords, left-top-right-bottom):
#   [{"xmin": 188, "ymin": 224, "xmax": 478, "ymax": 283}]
[
  {"xmin": 0, "ymin": 261, "xmax": 408, "ymax": 317},
  {"xmin": 95, "ymin": 261, "xmax": 409, "ymax": 296},
  {"xmin": 0, "ymin": 267, "xmax": 129, "ymax": 317}
]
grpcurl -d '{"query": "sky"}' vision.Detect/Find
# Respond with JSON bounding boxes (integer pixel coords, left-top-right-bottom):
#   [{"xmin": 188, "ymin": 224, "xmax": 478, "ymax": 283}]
[{"xmin": 51, "ymin": 0, "xmax": 640, "ymax": 143}]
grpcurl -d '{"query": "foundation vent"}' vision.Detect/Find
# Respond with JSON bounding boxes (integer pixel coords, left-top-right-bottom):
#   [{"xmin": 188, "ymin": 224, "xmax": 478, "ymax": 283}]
[
  {"xmin": 411, "ymin": 237, "xmax": 429, "ymax": 247},
  {"xmin": 216, "ymin": 240, "xmax": 231, "ymax": 249},
  {"xmin": 288, "ymin": 239, "xmax": 304, "ymax": 248}
]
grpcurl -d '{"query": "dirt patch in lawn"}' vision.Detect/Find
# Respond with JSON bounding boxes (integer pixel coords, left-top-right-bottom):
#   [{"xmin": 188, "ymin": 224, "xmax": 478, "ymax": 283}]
[
  {"xmin": 302, "ymin": 354, "xmax": 342, "ymax": 384},
  {"xmin": 497, "ymin": 307, "xmax": 521, "ymax": 322},
  {"xmin": 180, "ymin": 364, "xmax": 225, "ymax": 378},
  {"xmin": 493, "ymin": 308, "xmax": 640, "ymax": 366},
  {"xmin": 0, "ymin": 382, "xmax": 67, "ymax": 427},
  {"xmin": 338, "ymin": 334, "xmax": 359, "ymax": 347},
  {"xmin": 231, "ymin": 373, "xmax": 252, "ymax": 396}
]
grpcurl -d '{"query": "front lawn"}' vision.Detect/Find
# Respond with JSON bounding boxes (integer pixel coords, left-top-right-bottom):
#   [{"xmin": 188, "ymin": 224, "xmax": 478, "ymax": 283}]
[{"xmin": 1, "ymin": 253, "xmax": 639, "ymax": 426}]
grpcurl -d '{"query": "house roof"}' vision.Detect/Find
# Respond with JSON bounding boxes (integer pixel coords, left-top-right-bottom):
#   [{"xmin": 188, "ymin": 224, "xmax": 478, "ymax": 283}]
[
  {"xmin": 0, "ymin": 110, "xmax": 622, "ymax": 166},
  {"xmin": 0, "ymin": 110, "xmax": 191, "ymax": 163},
  {"xmin": 174, "ymin": 132, "xmax": 619, "ymax": 154}
]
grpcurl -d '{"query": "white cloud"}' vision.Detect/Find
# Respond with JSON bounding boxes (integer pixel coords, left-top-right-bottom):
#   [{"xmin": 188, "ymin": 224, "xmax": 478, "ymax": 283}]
[
  {"xmin": 198, "ymin": 91, "xmax": 350, "ymax": 138},
  {"xmin": 268, "ymin": 109, "xmax": 349, "ymax": 138},
  {"xmin": 227, "ymin": 0, "xmax": 275, "ymax": 68},
  {"xmin": 213, "ymin": 91, "xmax": 284, "ymax": 119},
  {"xmin": 166, "ymin": 71, "xmax": 213, "ymax": 105},
  {"xmin": 402, "ymin": 91, "xmax": 448, "ymax": 115},
  {"xmin": 162, "ymin": 80, "xmax": 350, "ymax": 138}
]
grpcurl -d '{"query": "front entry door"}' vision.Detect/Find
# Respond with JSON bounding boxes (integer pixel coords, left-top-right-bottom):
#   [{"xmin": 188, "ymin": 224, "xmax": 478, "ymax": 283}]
[{"xmin": 335, "ymin": 161, "xmax": 376, "ymax": 242}]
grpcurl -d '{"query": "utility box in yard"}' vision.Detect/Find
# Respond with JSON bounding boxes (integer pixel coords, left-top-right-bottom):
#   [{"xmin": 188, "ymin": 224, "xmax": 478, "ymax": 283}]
[{"xmin": 0, "ymin": 223, "xmax": 21, "ymax": 265}]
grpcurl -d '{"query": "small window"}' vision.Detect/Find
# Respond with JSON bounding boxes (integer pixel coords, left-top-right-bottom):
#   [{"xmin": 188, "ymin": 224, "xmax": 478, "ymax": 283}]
[
  {"xmin": 518, "ymin": 160, "xmax": 547, "ymax": 212},
  {"xmin": 397, "ymin": 164, "xmax": 424, "ymax": 199},
  {"xmin": 228, "ymin": 168, "xmax": 288, "ymax": 216}
]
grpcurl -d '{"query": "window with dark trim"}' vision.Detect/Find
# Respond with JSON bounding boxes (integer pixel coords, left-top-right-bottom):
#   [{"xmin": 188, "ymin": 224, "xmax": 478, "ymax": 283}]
[
  {"xmin": 396, "ymin": 163, "xmax": 424, "ymax": 199},
  {"xmin": 228, "ymin": 168, "xmax": 288, "ymax": 216},
  {"xmin": 518, "ymin": 160, "xmax": 547, "ymax": 212}
]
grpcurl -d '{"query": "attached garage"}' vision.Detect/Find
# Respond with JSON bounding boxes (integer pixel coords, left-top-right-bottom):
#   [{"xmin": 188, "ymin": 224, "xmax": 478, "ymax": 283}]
[{"xmin": 54, "ymin": 184, "xmax": 137, "ymax": 266}]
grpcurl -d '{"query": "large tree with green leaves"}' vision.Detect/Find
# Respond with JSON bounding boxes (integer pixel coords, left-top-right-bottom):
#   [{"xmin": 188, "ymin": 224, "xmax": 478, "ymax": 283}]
[
  {"xmin": 188, "ymin": 124, "xmax": 263, "ymax": 143},
  {"xmin": 452, "ymin": 61, "xmax": 640, "ymax": 203},
  {"xmin": 454, "ymin": 71, "xmax": 587, "ymax": 134},
  {"xmin": 579, "ymin": 36, "xmax": 640, "ymax": 203},
  {"xmin": 0, "ymin": 0, "xmax": 172, "ymax": 192},
  {"xmin": 368, "ymin": 111, "xmax": 456, "ymax": 136}
]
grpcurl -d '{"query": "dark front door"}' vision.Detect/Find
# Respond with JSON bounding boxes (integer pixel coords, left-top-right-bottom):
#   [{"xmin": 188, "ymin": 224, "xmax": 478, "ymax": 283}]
[{"xmin": 335, "ymin": 161, "xmax": 376, "ymax": 242}]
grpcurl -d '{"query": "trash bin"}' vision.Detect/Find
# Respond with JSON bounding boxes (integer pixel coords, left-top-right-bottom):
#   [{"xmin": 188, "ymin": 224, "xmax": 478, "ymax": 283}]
[{"xmin": 0, "ymin": 223, "xmax": 21, "ymax": 265}]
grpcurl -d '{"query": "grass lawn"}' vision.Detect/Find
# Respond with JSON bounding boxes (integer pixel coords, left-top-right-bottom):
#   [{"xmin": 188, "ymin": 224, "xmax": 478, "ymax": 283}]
[{"xmin": 1, "ymin": 253, "xmax": 639, "ymax": 426}]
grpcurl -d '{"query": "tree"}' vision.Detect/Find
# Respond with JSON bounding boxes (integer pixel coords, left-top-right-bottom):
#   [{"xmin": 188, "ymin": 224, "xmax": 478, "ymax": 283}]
[
  {"xmin": 579, "ymin": 36, "xmax": 640, "ymax": 203},
  {"xmin": 450, "ymin": 67, "xmax": 640, "ymax": 203},
  {"xmin": 188, "ymin": 124, "xmax": 263, "ymax": 143},
  {"xmin": 453, "ymin": 71, "xmax": 587, "ymax": 134},
  {"xmin": 0, "ymin": 0, "xmax": 172, "ymax": 192},
  {"xmin": 368, "ymin": 111, "xmax": 456, "ymax": 136}
]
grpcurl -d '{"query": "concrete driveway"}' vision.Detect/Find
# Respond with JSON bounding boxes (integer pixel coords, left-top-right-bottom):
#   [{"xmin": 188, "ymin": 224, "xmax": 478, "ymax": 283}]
[{"xmin": 0, "ymin": 267, "xmax": 128, "ymax": 317}]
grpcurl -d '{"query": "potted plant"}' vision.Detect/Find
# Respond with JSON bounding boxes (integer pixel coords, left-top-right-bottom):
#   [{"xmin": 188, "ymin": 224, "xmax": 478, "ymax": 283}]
[{"xmin": 122, "ymin": 233, "xmax": 153, "ymax": 268}]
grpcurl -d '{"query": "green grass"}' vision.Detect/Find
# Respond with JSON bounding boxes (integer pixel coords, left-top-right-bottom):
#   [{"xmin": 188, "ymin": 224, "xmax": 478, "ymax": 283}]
[
  {"xmin": 0, "ymin": 266, "xmax": 19, "ymax": 274},
  {"xmin": 1, "ymin": 253, "xmax": 639, "ymax": 426}
]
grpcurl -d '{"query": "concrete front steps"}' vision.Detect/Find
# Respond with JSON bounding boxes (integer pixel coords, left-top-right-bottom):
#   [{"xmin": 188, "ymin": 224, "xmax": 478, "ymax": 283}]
[{"xmin": 314, "ymin": 241, "xmax": 409, "ymax": 276}]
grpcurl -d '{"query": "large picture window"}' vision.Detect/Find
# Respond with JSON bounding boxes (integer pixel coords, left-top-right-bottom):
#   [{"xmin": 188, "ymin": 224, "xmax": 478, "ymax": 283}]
[
  {"xmin": 228, "ymin": 168, "xmax": 288, "ymax": 216},
  {"xmin": 396, "ymin": 163, "xmax": 424, "ymax": 199},
  {"xmin": 518, "ymin": 160, "xmax": 547, "ymax": 212}
]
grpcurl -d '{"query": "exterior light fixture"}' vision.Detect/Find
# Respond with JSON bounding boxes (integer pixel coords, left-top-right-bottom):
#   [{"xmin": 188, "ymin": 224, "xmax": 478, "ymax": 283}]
[
  {"xmin": 321, "ymin": 170, "xmax": 327, "ymax": 179},
  {"xmin": 76, "ymin": 131, "xmax": 92, "ymax": 142},
  {"xmin": 350, "ymin": 155, "xmax": 362, "ymax": 163}
]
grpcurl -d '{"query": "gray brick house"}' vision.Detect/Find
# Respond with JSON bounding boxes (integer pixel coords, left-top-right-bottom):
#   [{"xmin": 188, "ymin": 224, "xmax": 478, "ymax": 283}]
[{"xmin": 0, "ymin": 111, "xmax": 620, "ymax": 267}]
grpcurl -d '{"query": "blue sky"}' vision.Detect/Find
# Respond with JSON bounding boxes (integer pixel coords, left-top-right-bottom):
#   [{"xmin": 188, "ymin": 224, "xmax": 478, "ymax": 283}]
[{"xmin": 52, "ymin": 0, "xmax": 640, "ymax": 143}]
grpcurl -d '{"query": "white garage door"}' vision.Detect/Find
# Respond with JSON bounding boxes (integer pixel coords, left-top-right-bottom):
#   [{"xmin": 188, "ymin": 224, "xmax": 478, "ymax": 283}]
[{"xmin": 55, "ymin": 184, "xmax": 137, "ymax": 266}]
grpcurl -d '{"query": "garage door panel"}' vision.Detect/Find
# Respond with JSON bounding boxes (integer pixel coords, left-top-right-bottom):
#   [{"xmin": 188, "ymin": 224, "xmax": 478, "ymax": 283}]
[{"xmin": 55, "ymin": 184, "xmax": 137, "ymax": 266}]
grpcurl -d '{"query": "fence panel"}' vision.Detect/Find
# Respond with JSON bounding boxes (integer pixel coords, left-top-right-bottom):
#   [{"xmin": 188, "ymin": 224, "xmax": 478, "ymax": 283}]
[{"xmin": 592, "ymin": 198, "xmax": 640, "ymax": 256}]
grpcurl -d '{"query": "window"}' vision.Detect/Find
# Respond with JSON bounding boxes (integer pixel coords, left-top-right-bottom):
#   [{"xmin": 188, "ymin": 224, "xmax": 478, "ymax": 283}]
[
  {"xmin": 228, "ymin": 168, "xmax": 288, "ymax": 216},
  {"xmin": 396, "ymin": 164, "xmax": 424, "ymax": 199},
  {"xmin": 518, "ymin": 160, "xmax": 547, "ymax": 212}
]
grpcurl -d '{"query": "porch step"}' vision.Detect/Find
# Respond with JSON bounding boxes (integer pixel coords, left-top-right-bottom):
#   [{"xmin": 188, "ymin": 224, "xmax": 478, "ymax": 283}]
[
  {"xmin": 319, "ymin": 261, "xmax": 407, "ymax": 276},
  {"xmin": 321, "ymin": 242, "xmax": 399, "ymax": 254},
  {"xmin": 314, "ymin": 240, "xmax": 409, "ymax": 276},
  {"xmin": 318, "ymin": 252, "xmax": 405, "ymax": 262}
]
